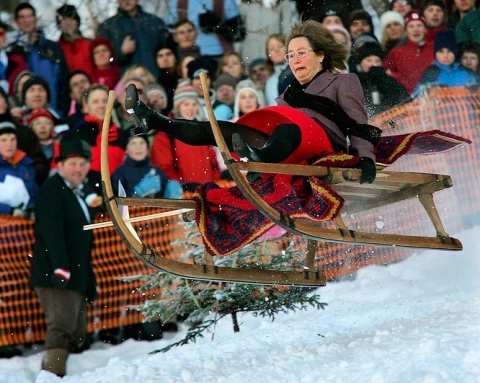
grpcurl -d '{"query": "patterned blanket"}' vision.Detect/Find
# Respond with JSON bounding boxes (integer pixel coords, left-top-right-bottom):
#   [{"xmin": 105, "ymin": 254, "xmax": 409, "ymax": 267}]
[{"xmin": 193, "ymin": 130, "xmax": 470, "ymax": 256}]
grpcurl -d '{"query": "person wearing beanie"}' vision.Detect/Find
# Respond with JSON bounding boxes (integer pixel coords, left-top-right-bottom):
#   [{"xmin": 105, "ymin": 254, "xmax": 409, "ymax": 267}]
[
  {"xmin": 233, "ymin": 79, "xmax": 265, "ymax": 121},
  {"xmin": 379, "ymin": 10, "xmax": 406, "ymax": 53},
  {"xmin": 56, "ymin": 4, "xmax": 94, "ymax": 78},
  {"xmin": 27, "ymin": 108, "xmax": 56, "ymax": 161},
  {"xmin": 347, "ymin": 9, "xmax": 375, "ymax": 40},
  {"xmin": 150, "ymin": 80, "xmax": 221, "ymax": 191},
  {"xmin": 155, "ymin": 46, "xmax": 179, "ymax": 113},
  {"xmin": 0, "ymin": 83, "xmax": 50, "ymax": 186},
  {"xmin": 348, "ymin": 33, "xmax": 381, "ymax": 75},
  {"xmin": 325, "ymin": 24, "xmax": 352, "ymax": 51},
  {"xmin": 111, "ymin": 135, "xmax": 182, "ymax": 199},
  {"xmin": 355, "ymin": 42, "xmax": 411, "ymax": 118},
  {"xmin": 319, "ymin": 8, "xmax": 344, "ymax": 27},
  {"xmin": 213, "ymin": 73, "xmax": 237, "ymax": 121},
  {"xmin": 0, "ymin": 114, "xmax": 38, "ymax": 218},
  {"xmin": 413, "ymin": 28, "xmax": 480, "ymax": 97},
  {"xmin": 90, "ymin": 36, "xmax": 121, "ymax": 91},
  {"xmin": 384, "ymin": 11, "xmax": 435, "ymax": 93},
  {"xmin": 145, "ymin": 83, "xmax": 168, "ymax": 115},
  {"xmin": 421, "ymin": 0, "xmax": 448, "ymax": 42},
  {"xmin": 389, "ymin": 0, "xmax": 416, "ymax": 17}
]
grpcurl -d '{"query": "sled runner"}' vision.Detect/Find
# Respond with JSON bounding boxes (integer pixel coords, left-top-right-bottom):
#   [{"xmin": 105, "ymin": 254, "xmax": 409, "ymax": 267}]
[{"xmin": 99, "ymin": 73, "xmax": 463, "ymax": 286}]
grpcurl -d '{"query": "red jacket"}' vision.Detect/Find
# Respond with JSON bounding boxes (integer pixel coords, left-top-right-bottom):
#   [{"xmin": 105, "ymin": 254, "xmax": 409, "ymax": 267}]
[
  {"xmin": 150, "ymin": 131, "xmax": 221, "ymax": 184},
  {"xmin": 58, "ymin": 36, "xmax": 94, "ymax": 79},
  {"xmin": 383, "ymin": 39, "xmax": 434, "ymax": 94}
]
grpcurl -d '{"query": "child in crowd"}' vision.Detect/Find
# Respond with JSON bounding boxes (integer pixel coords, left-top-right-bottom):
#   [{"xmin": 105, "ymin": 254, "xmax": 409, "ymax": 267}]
[
  {"xmin": 111, "ymin": 135, "xmax": 182, "ymax": 199},
  {"xmin": 27, "ymin": 108, "xmax": 56, "ymax": 162},
  {"xmin": 150, "ymin": 83, "xmax": 220, "ymax": 193},
  {"xmin": 413, "ymin": 29, "xmax": 480, "ymax": 97}
]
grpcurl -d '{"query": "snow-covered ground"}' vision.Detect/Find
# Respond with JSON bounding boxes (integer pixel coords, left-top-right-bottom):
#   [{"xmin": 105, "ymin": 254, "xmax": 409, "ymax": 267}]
[{"xmin": 1, "ymin": 224, "xmax": 479, "ymax": 383}]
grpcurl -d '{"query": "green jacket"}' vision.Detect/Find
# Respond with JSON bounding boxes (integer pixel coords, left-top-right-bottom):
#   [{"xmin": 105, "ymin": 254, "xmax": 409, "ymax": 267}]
[{"xmin": 456, "ymin": 10, "xmax": 480, "ymax": 43}]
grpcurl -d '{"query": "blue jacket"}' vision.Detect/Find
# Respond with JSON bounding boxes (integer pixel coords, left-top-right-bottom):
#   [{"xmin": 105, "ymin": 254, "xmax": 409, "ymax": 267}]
[
  {"xmin": 0, "ymin": 151, "xmax": 37, "ymax": 214},
  {"xmin": 8, "ymin": 31, "xmax": 70, "ymax": 116},
  {"xmin": 111, "ymin": 156, "xmax": 169, "ymax": 198},
  {"xmin": 97, "ymin": 5, "xmax": 167, "ymax": 77},
  {"xmin": 413, "ymin": 61, "xmax": 480, "ymax": 97}
]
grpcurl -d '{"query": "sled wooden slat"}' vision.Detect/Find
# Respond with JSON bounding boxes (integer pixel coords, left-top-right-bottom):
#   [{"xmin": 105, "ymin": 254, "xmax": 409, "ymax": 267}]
[
  {"xmin": 199, "ymin": 72, "xmax": 462, "ymax": 252},
  {"xmin": 100, "ymin": 90, "xmax": 326, "ymax": 286}
]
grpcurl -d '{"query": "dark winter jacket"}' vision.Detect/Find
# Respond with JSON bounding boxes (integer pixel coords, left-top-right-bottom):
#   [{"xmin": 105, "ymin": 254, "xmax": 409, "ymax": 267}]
[
  {"xmin": 8, "ymin": 30, "xmax": 70, "ymax": 116},
  {"xmin": 30, "ymin": 173, "xmax": 97, "ymax": 300},
  {"xmin": 97, "ymin": 5, "xmax": 167, "ymax": 77},
  {"xmin": 111, "ymin": 156, "xmax": 169, "ymax": 198},
  {"xmin": 0, "ymin": 150, "xmax": 37, "ymax": 214},
  {"xmin": 357, "ymin": 66, "xmax": 411, "ymax": 119}
]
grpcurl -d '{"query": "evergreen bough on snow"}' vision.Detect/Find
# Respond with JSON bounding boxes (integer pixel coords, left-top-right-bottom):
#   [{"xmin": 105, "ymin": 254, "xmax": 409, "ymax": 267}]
[{"xmin": 119, "ymin": 221, "xmax": 327, "ymax": 353}]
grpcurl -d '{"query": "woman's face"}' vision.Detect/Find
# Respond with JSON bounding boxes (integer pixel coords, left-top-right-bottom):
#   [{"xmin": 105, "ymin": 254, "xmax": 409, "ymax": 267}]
[
  {"xmin": 156, "ymin": 48, "xmax": 176, "ymax": 69},
  {"xmin": 178, "ymin": 99, "xmax": 199, "ymax": 120},
  {"xmin": 287, "ymin": 37, "xmax": 324, "ymax": 85},
  {"xmin": 221, "ymin": 54, "xmax": 244, "ymax": 79},
  {"xmin": 391, "ymin": 0, "xmax": 412, "ymax": 17},
  {"xmin": 385, "ymin": 21, "xmax": 404, "ymax": 41},
  {"xmin": 30, "ymin": 117, "xmax": 54, "ymax": 141},
  {"xmin": 461, "ymin": 51, "xmax": 479, "ymax": 73},
  {"xmin": 92, "ymin": 44, "xmax": 112, "ymax": 69},
  {"xmin": 87, "ymin": 88, "xmax": 108, "ymax": 120},
  {"xmin": 406, "ymin": 21, "xmax": 427, "ymax": 44},
  {"xmin": 0, "ymin": 133, "xmax": 17, "ymax": 160},
  {"xmin": 24, "ymin": 85, "xmax": 48, "ymax": 109},
  {"xmin": 267, "ymin": 37, "xmax": 287, "ymax": 65},
  {"xmin": 238, "ymin": 90, "xmax": 259, "ymax": 114}
]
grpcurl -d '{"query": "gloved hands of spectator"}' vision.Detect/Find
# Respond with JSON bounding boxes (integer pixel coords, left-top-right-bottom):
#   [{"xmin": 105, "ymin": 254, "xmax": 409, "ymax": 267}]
[
  {"xmin": 164, "ymin": 180, "xmax": 183, "ymax": 199},
  {"xmin": 356, "ymin": 157, "xmax": 377, "ymax": 184},
  {"xmin": 51, "ymin": 268, "xmax": 71, "ymax": 289},
  {"xmin": 11, "ymin": 207, "xmax": 28, "ymax": 218},
  {"xmin": 134, "ymin": 172, "xmax": 161, "ymax": 198}
]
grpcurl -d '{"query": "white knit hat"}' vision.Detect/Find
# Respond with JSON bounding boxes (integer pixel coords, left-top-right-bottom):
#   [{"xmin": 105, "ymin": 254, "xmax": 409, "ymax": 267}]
[
  {"xmin": 380, "ymin": 10, "xmax": 405, "ymax": 33},
  {"xmin": 233, "ymin": 79, "xmax": 265, "ymax": 120}
]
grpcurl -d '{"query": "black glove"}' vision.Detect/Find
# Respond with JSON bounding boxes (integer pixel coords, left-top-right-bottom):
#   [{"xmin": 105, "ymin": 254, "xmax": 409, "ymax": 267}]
[
  {"xmin": 51, "ymin": 268, "xmax": 71, "ymax": 289},
  {"xmin": 356, "ymin": 157, "xmax": 376, "ymax": 184}
]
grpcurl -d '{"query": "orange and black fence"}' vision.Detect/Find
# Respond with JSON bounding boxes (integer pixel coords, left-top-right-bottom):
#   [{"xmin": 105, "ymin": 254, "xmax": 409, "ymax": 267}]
[{"xmin": 1, "ymin": 86, "xmax": 478, "ymax": 347}]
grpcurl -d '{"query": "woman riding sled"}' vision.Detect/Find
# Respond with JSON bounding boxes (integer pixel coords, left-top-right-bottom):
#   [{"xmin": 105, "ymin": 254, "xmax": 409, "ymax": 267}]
[{"xmin": 126, "ymin": 19, "xmax": 379, "ymax": 185}]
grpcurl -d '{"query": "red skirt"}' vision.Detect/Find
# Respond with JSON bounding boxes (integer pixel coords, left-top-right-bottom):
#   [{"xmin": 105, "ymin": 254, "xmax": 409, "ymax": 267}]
[{"xmin": 236, "ymin": 106, "xmax": 333, "ymax": 164}]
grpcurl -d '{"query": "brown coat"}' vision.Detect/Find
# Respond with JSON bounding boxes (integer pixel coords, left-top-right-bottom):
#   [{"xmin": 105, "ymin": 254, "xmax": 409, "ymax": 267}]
[{"xmin": 277, "ymin": 71, "xmax": 375, "ymax": 162}]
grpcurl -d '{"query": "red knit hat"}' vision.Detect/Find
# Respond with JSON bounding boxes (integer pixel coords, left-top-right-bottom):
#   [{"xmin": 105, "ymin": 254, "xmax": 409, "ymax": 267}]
[
  {"xmin": 404, "ymin": 10, "xmax": 426, "ymax": 26},
  {"xmin": 90, "ymin": 36, "xmax": 116, "ymax": 63},
  {"xmin": 27, "ymin": 108, "xmax": 54, "ymax": 127}
]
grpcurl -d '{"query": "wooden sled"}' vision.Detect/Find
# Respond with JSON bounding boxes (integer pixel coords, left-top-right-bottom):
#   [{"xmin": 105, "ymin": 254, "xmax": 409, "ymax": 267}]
[{"xmin": 100, "ymin": 74, "xmax": 462, "ymax": 287}]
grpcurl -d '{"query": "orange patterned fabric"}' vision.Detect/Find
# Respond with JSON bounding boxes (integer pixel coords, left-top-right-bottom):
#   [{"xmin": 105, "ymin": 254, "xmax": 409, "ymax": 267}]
[{"xmin": 0, "ymin": 86, "xmax": 478, "ymax": 346}]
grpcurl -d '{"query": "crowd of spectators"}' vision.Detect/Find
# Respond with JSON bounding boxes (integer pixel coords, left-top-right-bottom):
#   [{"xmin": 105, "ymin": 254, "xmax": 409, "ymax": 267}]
[{"xmin": 1, "ymin": 0, "xmax": 480, "ymax": 366}]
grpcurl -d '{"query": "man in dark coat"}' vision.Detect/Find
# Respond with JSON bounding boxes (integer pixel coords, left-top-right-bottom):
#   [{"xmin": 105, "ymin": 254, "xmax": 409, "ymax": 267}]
[{"xmin": 30, "ymin": 139, "xmax": 98, "ymax": 377}]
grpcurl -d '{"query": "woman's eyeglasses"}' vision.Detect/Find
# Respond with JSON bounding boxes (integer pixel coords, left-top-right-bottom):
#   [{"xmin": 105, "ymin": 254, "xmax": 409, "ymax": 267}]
[{"xmin": 284, "ymin": 49, "xmax": 314, "ymax": 62}]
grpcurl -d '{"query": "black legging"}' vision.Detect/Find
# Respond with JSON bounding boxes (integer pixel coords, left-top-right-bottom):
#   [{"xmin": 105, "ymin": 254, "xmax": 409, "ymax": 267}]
[{"xmin": 145, "ymin": 107, "xmax": 302, "ymax": 164}]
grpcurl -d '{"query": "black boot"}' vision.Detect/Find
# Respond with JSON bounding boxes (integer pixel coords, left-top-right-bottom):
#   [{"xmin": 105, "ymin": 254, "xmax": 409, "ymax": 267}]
[
  {"xmin": 232, "ymin": 133, "xmax": 261, "ymax": 162},
  {"xmin": 232, "ymin": 133, "xmax": 261, "ymax": 182},
  {"xmin": 125, "ymin": 84, "xmax": 163, "ymax": 135}
]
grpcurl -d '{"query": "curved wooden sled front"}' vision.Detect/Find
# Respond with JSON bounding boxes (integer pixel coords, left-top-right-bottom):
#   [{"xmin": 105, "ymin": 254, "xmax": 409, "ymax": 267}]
[
  {"xmin": 100, "ymin": 90, "xmax": 326, "ymax": 286},
  {"xmin": 197, "ymin": 72, "xmax": 462, "ymax": 252}
]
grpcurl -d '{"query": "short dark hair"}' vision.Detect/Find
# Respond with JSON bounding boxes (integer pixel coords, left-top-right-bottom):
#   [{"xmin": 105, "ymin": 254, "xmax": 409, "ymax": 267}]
[{"xmin": 14, "ymin": 2, "xmax": 36, "ymax": 20}]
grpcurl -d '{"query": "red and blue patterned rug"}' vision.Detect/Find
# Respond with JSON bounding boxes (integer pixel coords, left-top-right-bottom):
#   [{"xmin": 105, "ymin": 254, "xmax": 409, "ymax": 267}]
[{"xmin": 194, "ymin": 130, "xmax": 470, "ymax": 256}]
